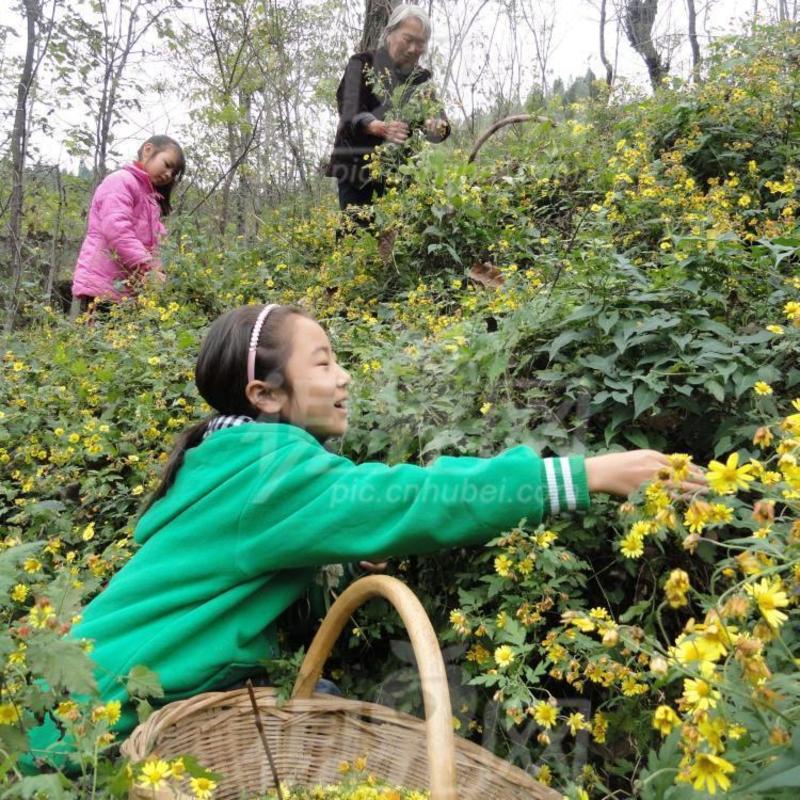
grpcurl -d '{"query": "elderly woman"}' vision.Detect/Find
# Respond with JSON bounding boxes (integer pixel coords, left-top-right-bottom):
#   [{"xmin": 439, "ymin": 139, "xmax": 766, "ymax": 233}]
[{"xmin": 327, "ymin": 4, "xmax": 450, "ymax": 213}]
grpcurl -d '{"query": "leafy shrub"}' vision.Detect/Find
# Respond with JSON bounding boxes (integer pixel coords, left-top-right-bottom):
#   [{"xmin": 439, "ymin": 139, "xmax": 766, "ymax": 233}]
[{"xmin": 1, "ymin": 22, "xmax": 799, "ymax": 799}]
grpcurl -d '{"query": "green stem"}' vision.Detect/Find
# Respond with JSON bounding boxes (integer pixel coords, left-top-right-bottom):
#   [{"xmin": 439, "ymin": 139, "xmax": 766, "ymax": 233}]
[{"xmin": 90, "ymin": 739, "xmax": 98, "ymax": 800}]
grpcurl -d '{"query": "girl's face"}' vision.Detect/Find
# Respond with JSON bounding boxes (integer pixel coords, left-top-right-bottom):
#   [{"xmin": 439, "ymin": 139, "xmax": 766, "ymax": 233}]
[
  {"xmin": 278, "ymin": 316, "xmax": 351, "ymax": 438},
  {"xmin": 140, "ymin": 144, "xmax": 181, "ymax": 187},
  {"xmin": 386, "ymin": 17, "xmax": 427, "ymax": 69}
]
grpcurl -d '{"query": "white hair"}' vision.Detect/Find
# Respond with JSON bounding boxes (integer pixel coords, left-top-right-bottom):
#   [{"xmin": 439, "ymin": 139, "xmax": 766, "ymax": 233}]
[{"xmin": 380, "ymin": 4, "xmax": 432, "ymax": 47}]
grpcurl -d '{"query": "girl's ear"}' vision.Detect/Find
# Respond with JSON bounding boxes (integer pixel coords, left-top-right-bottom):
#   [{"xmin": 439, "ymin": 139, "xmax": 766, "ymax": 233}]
[
  {"xmin": 140, "ymin": 142, "xmax": 155, "ymax": 161},
  {"xmin": 245, "ymin": 380, "xmax": 287, "ymax": 416}
]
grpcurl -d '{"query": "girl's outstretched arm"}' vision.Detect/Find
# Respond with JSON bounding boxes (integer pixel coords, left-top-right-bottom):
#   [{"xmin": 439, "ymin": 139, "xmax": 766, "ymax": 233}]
[
  {"xmin": 586, "ymin": 450, "xmax": 706, "ymax": 497},
  {"xmin": 233, "ymin": 437, "xmax": 588, "ymax": 573}
]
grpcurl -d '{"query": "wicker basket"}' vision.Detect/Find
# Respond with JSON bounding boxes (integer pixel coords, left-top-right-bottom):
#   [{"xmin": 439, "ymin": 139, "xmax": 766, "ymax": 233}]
[{"xmin": 122, "ymin": 576, "xmax": 560, "ymax": 800}]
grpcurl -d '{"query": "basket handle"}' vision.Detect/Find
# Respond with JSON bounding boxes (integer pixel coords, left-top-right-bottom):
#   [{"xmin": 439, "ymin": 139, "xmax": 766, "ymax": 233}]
[{"xmin": 292, "ymin": 575, "xmax": 457, "ymax": 800}]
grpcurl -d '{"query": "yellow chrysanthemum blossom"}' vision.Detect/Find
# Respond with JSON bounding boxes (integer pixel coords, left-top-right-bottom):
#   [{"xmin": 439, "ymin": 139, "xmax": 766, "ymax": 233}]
[
  {"xmin": 707, "ymin": 452, "xmax": 755, "ymax": 495},
  {"xmin": 754, "ymin": 381, "xmax": 774, "ymax": 396},
  {"xmin": 494, "ymin": 645, "xmax": 515, "ymax": 669},
  {"xmin": 190, "ymin": 776, "xmax": 217, "ymax": 800},
  {"xmin": 652, "ymin": 705, "xmax": 680, "ymax": 735},
  {"xmin": 664, "ymin": 569, "xmax": 691, "ymax": 608},
  {"xmin": 687, "ymin": 752, "xmax": 735, "ymax": 795},
  {"xmin": 531, "ymin": 701, "xmax": 558, "ymax": 729},
  {"xmin": 619, "ymin": 530, "xmax": 644, "ymax": 559},
  {"xmin": 494, "ymin": 554, "xmax": 514, "ymax": 578},
  {"xmin": 138, "ymin": 759, "xmax": 171, "ymax": 791},
  {"xmin": 682, "ymin": 677, "xmax": 720, "ymax": 712},
  {"xmin": 745, "ymin": 576, "xmax": 790, "ymax": 629},
  {"xmin": 0, "ymin": 703, "xmax": 20, "ymax": 725}
]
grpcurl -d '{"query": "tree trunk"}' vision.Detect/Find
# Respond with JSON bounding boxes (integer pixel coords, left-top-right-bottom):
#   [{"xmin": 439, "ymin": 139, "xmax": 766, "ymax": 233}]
[
  {"xmin": 360, "ymin": 0, "xmax": 398, "ymax": 51},
  {"xmin": 623, "ymin": 0, "xmax": 668, "ymax": 91},
  {"xmin": 5, "ymin": 0, "xmax": 39, "ymax": 331},
  {"xmin": 44, "ymin": 166, "xmax": 65, "ymax": 302},
  {"xmin": 685, "ymin": 0, "xmax": 701, "ymax": 82},
  {"xmin": 235, "ymin": 89, "xmax": 252, "ymax": 238},
  {"xmin": 220, "ymin": 120, "xmax": 238, "ymax": 236},
  {"xmin": 599, "ymin": 0, "xmax": 614, "ymax": 87}
]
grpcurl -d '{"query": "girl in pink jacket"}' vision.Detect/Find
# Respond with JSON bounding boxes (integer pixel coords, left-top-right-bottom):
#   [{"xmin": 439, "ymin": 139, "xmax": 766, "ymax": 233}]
[{"xmin": 71, "ymin": 135, "xmax": 185, "ymax": 310}]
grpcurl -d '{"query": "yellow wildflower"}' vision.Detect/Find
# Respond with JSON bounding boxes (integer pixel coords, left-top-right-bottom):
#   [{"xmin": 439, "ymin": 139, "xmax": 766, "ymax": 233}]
[
  {"xmin": 22, "ymin": 558, "xmax": 42, "ymax": 574},
  {"xmin": 667, "ymin": 453, "xmax": 692, "ymax": 481},
  {"xmin": 682, "ymin": 677, "xmax": 720, "ymax": 712},
  {"xmin": 494, "ymin": 645, "xmax": 515, "ymax": 669},
  {"xmin": 0, "ymin": 704, "xmax": 20, "ymax": 725},
  {"xmin": 449, "ymin": 609, "xmax": 470, "ymax": 636},
  {"xmin": 687, "ymin": 753, "xmax": 735, "ymax": 795},
  {"xmin": 10, "ymin": 584, "xmax": 28, "ymax": 602},
  {"xmin": 591, "ymin": 712, "xmax": 608, "ymax": 743},
  {"xmin": 190, "ymin": 776, "xmax": 217, "ymax": 800},
  {"xmin": 664, "ymin": 569, "xmax": 690, "ymax": 608},
  {"xmin": 619, "ymin": 530, "xmax": 644, "ymax": 559},
  {"xmin": 652, "ymin": 705, "xmax": 680, "ymax": 735},
  {"xmin": 754, "ymin": 381, "xmax": 773, "ymax": 396},
  {"xmin": 706, "ymin": 452, "xmax": 755, "ymax": 495},
  {"xmin": 531, "ymin": 701, "xmax": 558, "ymax": 729},
  {"xmin": 29, "ymin": 603, "xmax": 55, "ymax": 629},
  {"xmin": 494, "ymin": 554, "xmax": 513, "ymax": 578},
  {"xmin": 745, "ymin": 576, "xmax": 790, "ymax": 629},
  {"xmin": 566, "ymin": 711, "xmax": 589, "ymax": 736},
  {"xmin": 684, "ymin": 500, "xmax": 712, "ymax": 533},
  {"xmin": 138, "ymin": 759, "xmax": 171, "ymax": 791}
]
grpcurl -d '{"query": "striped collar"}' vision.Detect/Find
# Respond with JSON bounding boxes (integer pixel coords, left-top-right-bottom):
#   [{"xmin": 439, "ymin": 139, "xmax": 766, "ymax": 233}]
[{"xmin": 203, "ymin": 414, "xmax": 255, "ymax": 440}]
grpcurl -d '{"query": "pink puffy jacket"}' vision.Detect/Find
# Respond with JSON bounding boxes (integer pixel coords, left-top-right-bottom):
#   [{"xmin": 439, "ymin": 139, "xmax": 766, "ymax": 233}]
[{"xmin": 72, "ymin": 164, "xmax": 166, "ymax": 301}]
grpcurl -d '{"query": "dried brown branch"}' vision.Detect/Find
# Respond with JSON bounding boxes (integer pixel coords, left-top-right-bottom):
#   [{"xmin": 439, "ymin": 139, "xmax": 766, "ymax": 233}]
[
  {"xmin": 467, "ymin": 114, "xmax": 554, "ymax": 163},
  {"xmin": 245, "ymin": 679, "xmax": 285, "ymax": 800}
]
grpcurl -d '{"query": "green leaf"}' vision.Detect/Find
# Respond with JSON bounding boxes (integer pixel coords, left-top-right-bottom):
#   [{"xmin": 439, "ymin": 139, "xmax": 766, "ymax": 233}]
[
  {"xmin": 738, "ymin": 729, "xmax": 800, "ymax": 791},
  {"xmin": 620, "ymin": 599, "xmax": 651, "ymax": 622},
  {"xmin": 547, "ymin": 330, "xmax": 584, "ymax": 361},
  {"xmin": 26, "ymin": 638, "xmax": 97, "ymax": 696},
  {"xmin": 0, "ymin": 725, "xmax": 28, "ymax": 758},
  {"xmin": 3, "ymin": 774, "xmax": 69, "ymax": 799},
  {"xmin": 126, "ymin": 665, "xmax": 164, "ymax": 700},
  {"xmin": 624, "ymin": 429, "xmax": 652, "ymax": 449},
  {"xmin": 0, "ymin": 543, "xmax": 43, "ymax": 596},
  {"xmin": 597, "ymin": 310, "xmax": 620, "ymax": 334},
  {"xmin": 633, "ymin": 384, "xmax": 660, "ymax": 418},
  {"xmin": 706, "ymin": 380, "xmax": 725, "ymax": 402}
]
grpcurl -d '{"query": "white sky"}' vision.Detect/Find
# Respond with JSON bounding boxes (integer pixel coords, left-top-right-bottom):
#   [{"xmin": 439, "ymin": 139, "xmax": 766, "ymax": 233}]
[{"xmin": 4, "ymin": 0, "xmax": 764, "ymax": 169}]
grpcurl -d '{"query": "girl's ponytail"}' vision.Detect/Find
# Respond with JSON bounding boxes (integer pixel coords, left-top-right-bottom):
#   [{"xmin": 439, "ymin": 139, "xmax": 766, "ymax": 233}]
[{"xmin": 142, "ymin": 418, "xmax": 212, "ymax": 511}]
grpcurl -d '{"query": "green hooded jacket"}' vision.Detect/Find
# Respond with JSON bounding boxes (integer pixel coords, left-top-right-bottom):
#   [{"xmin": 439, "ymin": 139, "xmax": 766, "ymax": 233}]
[{"xmin": 61, "ymin": 422, "xmax": 589, "ymax": 741}]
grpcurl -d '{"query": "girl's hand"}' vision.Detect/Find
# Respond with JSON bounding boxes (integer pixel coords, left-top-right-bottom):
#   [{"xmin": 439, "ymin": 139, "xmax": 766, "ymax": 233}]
[{"xmin": 585, "ymin": 450, "xmax": 706, "ymax": 498}]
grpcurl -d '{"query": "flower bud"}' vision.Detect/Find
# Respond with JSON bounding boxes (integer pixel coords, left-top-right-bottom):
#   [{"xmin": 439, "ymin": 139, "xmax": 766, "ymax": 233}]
[
  {"xmin": 752, "ymin": 500, "xmax": 775, "ymax": 524},
  {"xmin": 753, "ymin": 426, "xmax": 774, "ymax": 448},
  {"xmin": 682, "ymin": 533, "xmax": 701, "ymax": 553},
  {"xmin": 650, "ymin": 655, "xmax": 669, "ymax": 677}
]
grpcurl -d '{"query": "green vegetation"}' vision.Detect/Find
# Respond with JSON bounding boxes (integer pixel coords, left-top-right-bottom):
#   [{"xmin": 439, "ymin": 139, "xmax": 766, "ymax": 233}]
[{"xmin": 1, "ymin": 23, "xmax": 799, "ymax": 800}]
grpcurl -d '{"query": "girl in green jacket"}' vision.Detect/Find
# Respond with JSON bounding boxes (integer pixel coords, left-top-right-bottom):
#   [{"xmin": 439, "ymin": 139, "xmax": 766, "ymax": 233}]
[{"xmin": 34, "ymin": 303, "xmax": 706, "ymax": 761}]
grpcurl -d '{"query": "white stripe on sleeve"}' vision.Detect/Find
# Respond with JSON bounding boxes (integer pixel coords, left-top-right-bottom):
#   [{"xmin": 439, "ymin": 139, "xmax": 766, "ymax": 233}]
[
  {"xmin": 543, "ymin": 458, "xmax": 560, "ymax": 515},
  {"xmin": 560, "ymin": 456, "xmax": 576, "ymax": 510}
]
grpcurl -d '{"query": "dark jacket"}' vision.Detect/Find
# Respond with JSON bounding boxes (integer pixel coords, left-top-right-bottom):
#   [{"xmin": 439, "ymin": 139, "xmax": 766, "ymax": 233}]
[{"xmin": 326, "ymin": 49, "xmax": 449, "ymax": 186}]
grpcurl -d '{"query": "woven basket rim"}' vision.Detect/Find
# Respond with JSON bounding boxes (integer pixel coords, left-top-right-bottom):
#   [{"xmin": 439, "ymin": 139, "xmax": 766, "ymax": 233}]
[{"xmin": 122, "ymin": 686, "xmax": 561, "ymax": 799}]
